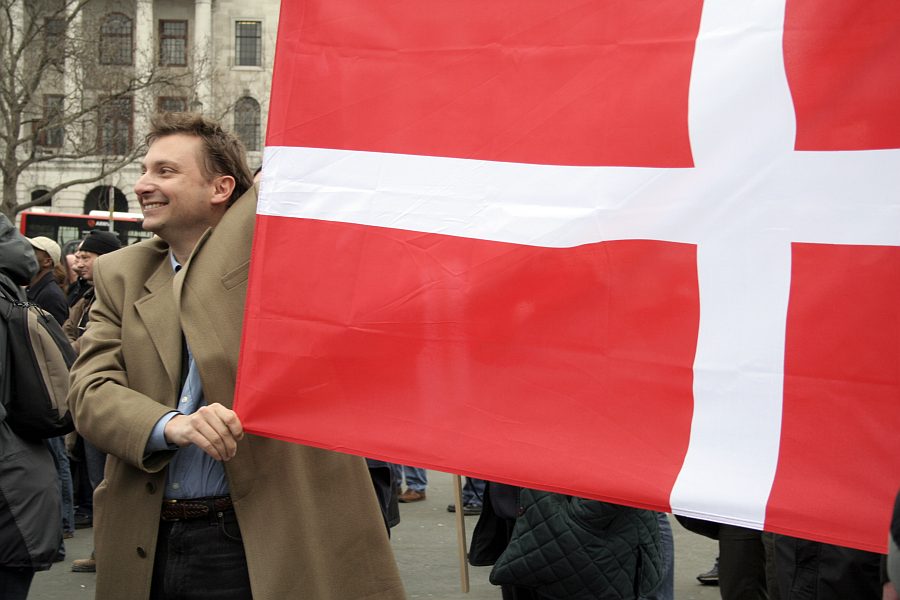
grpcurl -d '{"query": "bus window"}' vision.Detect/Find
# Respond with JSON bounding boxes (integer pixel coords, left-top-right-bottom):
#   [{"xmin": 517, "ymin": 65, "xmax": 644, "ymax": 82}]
[{"xmin": 19, "ymin": 211, "xmax": 150, "ymax": 248}]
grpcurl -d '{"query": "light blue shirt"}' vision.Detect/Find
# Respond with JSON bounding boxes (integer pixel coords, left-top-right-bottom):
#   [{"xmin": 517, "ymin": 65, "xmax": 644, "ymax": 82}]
[{"xmin": 144, "ymin": 253, "xmax": 229, "ymax": 499}]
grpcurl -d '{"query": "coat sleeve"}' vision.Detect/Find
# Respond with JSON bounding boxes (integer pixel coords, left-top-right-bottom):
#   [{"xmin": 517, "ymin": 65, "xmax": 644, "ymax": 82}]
[
  {"xmin": 0, "ymin": 214, "xmax": 37, "ymax": 291},
  {"xmin": 42, "ymin": 287, "xmax": 69, "ymax": 326},
  {"xmin": 67, "ymin": 259, "xmax": 176, "ymax": 473}
]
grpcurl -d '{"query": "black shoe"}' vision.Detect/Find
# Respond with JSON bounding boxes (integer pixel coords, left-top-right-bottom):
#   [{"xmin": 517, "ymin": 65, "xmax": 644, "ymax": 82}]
[
  {"xmin": 447, "ymin": 503, "xmax": 482, "ymax": 516},
  {"xmin": 74, "ymin": 512, "xmax": 93, "ymax": 529},
  {"xmin": 696, "ymin": 560, "xmax": 719, "ymax": 585}
]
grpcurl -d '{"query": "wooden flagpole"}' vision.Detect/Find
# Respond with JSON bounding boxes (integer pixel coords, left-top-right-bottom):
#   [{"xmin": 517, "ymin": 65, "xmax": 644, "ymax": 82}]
[{"xmin": 453, "ymin": 474, "xmax": 470, "ymax": 593}]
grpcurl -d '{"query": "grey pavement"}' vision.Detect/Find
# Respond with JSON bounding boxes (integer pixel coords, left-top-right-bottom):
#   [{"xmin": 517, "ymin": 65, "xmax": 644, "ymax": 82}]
[{"xmin": 30, "ymin": 471, "xmax": 721, "ymax": 599}]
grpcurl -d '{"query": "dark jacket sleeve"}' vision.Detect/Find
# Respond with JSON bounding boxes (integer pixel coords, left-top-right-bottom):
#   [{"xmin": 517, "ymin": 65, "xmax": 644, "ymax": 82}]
[
  {"xmin": 45, "ymin": 292, "xmax": 69, "ymax": 326},
  {"xmin": 0, "ymin": 214, "xmax": 37, "ymax": 294}
]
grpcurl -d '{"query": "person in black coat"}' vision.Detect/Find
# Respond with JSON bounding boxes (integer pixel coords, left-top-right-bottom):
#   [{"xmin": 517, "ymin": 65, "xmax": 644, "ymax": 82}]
[
  {"xmin": 0, "ymin": 216, "xmax": 62, "ymax": 599},
  {"xmin": 25, "ymin": 237, "xmax": 68, "ymax": 326}
]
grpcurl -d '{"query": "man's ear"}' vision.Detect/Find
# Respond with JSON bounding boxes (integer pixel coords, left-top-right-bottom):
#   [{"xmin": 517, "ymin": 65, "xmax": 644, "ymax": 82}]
[{"xmin": 211, "ymin": 175, "xmax": 236, "ymax": 206}]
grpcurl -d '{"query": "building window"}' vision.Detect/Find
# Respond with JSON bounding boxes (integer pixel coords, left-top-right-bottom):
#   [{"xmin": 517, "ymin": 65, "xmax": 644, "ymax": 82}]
[
  {"xmin": 38, "ymin": 95, "xmax": 65, "ymax": 148},
  {"xmin": 31, "ymin": 188, "xmax": 52, "ymax": 208},
  {"xmin": 157, "ymin": 96, "xmax": 188, "ymax": 113},
  {"xmin": 84, "ymin": 185, "xmax": 128, "ymax": 214},
  {"xmin": 99, "ymin": 13, "xmax": 133, "ymax": 65},
  {"xmin": 98, "ymin": 97, "xmax": 133, "ymax": 155},
  {"xmin": 159, "ymin": 20, "xmax": 187, "ymax": 66},
  {"xmin": 234, "ymin": 97, "xmax": 261, "ymax": 152},
  {"xmin": 44, "ymin": 18, "xmax": 66, "ymax": 65},
  {"xmin": 235, "ymin": 20, "xmax": 261, "ymax": 67}
]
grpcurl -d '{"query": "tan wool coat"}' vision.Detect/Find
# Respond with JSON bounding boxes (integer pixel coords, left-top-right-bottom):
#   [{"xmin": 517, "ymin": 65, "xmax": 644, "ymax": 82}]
[{"xmin": 68, "ymin": 187, "xmax": 406, "ymax": 600}]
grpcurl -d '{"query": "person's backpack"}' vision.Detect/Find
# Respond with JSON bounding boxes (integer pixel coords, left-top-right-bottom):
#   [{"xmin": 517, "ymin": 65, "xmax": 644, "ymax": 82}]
[{"xmin": 0, "ymin": 284, "xmax": 76, "ymax": 440}]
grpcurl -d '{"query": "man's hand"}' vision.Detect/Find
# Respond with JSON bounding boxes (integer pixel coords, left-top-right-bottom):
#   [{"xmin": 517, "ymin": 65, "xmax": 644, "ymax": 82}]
[{"xmin": 163, "ymin": 403, "xmax": 244, "ymax": 461}]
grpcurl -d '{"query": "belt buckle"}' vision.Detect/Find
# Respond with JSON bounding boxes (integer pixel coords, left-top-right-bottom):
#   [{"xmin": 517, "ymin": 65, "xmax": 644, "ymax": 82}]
[{"xmin": 162, "ymin": 498, "xmax": 186, "ymax": 521}]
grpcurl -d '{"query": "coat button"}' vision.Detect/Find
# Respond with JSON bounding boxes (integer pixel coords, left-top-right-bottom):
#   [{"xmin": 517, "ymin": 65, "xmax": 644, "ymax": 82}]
[
  {"xmin": 146, "ymin": 481, "xmax": 156, "ymax": 494},
  {"xmin": 137, "ymin": 546, "xmax": 147, "ymax": 558},
  {"xmin": 517, "ymin": 506, "xmax": 526, "ymax": 517}
]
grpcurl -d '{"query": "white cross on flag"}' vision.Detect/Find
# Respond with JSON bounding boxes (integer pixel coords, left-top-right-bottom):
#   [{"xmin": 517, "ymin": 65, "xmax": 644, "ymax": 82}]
[{"xmin": 235, "ymin": 0, "xmax": 900, "ymax": 552}]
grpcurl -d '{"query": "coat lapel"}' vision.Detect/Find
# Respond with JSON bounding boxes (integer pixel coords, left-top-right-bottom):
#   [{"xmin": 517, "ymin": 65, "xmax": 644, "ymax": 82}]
[
  {"xmin": 134, "ymin": 258, "xmax": 182, "ymax": 395},
  {"xmin": 172, "ymin": 227, "xmax": 212, "ymax": 316}
]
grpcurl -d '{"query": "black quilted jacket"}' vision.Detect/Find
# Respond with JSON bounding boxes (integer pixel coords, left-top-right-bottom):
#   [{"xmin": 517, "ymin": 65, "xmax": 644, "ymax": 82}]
[{"xmin": 490, "ymin": 489, "xmax": 663, "ymax": 599}]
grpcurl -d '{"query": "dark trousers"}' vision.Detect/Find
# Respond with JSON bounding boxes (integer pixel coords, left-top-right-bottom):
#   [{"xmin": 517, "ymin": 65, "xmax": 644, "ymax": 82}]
[
  {"xmin": 150, "ymin": 509, "xmax": 252, "ymax": 600},
  {"xmin": 719, "ymin": 524, "xmax": 769, "ymax": 600},
  {"xmin": 772, "ymin": 535, "xmax": 881, "ymax": 600},
  {"xmin": 0, "ymin": 567, "xmax": 35, "ymax": 600}
]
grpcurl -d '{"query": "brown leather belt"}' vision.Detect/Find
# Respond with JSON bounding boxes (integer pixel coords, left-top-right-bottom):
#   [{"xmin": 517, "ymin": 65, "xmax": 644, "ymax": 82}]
[{"xmin": 160, "ymin": 496, "xmax": 233, "ymax": 522}]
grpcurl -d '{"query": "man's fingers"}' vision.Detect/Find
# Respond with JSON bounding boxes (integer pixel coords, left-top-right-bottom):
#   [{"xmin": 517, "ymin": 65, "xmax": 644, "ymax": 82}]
[
  {"xmin": 193, "ymin": 406, "xmax": 239, "ymax": 461},
  {"xmin": 164, "ymin": 404, "xmax": 244, "ymax": 461},
  {"xmin": 207, "ymin": 403, "xmax": 244, "ymax": 441},
  {"xmin": 188, "ymin": 412, "xmax": 233, "ymax": 461}
]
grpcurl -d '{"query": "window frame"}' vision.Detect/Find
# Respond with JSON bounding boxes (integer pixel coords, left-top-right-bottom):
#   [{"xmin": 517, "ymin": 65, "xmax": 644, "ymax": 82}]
[
  {"xmin": 233, "ymin": 96, "xmax": 261, "ymax": 152},
  {"xmin": 158, "ymin": 19, "xmax": 188, "ymax": 67},
  {"xmin": 234, "ymin": 19, "xmax": 262, "ymax": 68},
  {"xmin": 157, "ymin": 96, "xmax": 188, "ymax": 113},
  {"xmin": 97, "ymin": 96, "xmax": 134, "ymax": 156},
  {"xmin": 99, "ymin": 13, "xmax": 134, "ymax": 66},
  {"xmin": 44, "ymin": 17, "xmax": 66, "ymax": 65},
  {"xmin": 37, "ymin": 94, "xmax": 65, "ymax": 149}
]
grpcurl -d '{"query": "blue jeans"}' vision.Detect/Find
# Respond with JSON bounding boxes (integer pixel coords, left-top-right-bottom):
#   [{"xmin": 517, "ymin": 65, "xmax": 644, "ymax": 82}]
[
  {"xmin": 83, "ymin": 438, "xmax": 106, "ymax": 490},
  {"xmin": 46, "ymin": 436, "xmax": 74, "ymax": 534},
  {"xmin": 640, "ymin": 512, "xmax": 674, "ymax": 600},
  {"xmin": 390, "ymin": 464, "xmax": 427, "ymax": 491},
  {"xmin": 150, "ymin": 509, "xmax": 251, "ymax": 599},
  {"xmin": 461, "ymin": 478, "xmax": 486, "ymax": 506}
]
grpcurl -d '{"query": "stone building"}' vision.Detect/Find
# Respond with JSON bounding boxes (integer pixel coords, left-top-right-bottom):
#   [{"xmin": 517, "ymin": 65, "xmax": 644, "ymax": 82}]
[{"xmin": 18, "ymin": 0, "xmax": 280, "ymax": 215}]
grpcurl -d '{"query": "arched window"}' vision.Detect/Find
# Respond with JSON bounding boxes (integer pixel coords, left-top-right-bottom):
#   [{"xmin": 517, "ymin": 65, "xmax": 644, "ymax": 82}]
[
  {"xmin": 84, "ymin": 186, "xmax": 128, "ymax": 214},
  {"xmin": 234, "ymin": 97, "xmax": 261, "ymax": 152},
  {"xmin": 100, "ymin": 13, "xmax": 133, "ymax": 65},
  {"xmin": 31, "ymin": 188, "xmax": 52, "ymax": 207}
]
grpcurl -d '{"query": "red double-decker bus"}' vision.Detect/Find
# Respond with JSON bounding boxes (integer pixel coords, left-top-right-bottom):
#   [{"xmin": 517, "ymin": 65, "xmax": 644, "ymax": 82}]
[{"xmin": 18, "ymin": 210, "xmax": 152, "ymax": 255}]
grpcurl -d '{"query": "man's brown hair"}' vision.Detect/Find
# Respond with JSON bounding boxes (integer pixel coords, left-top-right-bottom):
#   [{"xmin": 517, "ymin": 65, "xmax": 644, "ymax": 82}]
[{"xmin": 145, "ymin": 112, "xmax": 254, "ymax": 206}]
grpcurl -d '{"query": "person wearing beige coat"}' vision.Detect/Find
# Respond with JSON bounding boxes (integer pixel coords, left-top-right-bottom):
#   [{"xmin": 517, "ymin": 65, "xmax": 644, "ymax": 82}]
[{"xmin": 68, "ymin": 114, "xmax": 405, "ymax": 600}]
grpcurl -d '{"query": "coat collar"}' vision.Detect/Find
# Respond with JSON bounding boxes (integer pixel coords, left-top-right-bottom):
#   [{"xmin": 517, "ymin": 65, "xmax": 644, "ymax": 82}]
[{"xmin": 25, "ymin": 270, "xmax": 55, "ymax": 298}]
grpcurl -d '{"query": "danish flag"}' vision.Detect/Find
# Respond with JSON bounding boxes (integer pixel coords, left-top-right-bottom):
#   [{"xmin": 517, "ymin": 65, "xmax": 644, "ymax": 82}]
[{"xmin": 235, "ymin": 0, "xmax": 900, "ymax": 552}]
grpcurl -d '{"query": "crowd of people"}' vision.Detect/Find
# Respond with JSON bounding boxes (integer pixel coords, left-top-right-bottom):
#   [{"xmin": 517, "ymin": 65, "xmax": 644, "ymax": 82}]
[{"xmin": 1, "ymin": 112, "xmax": 897, "ymax": 599}]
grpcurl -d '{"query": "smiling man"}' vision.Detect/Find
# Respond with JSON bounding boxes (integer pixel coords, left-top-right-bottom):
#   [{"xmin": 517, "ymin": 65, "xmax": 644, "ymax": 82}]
[{"xmin": 67, "ymin": 113, "xmax": 404, "ymax": 600}]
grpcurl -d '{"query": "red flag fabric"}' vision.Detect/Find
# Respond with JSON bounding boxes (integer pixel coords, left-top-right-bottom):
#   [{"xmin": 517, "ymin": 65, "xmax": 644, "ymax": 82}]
[
  {"xmin": 235, "ymin": 0, "xmax": 900, "ymax": 552},
  {"xmin": 264, "ymin": 0, "xmax": 702, "ymax": 167}
]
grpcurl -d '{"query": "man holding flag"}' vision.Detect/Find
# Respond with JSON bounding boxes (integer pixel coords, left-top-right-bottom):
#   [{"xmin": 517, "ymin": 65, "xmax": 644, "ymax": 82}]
[{"xmin": 69, "ymin": 113, "xmax": 405, "ymax": 600}]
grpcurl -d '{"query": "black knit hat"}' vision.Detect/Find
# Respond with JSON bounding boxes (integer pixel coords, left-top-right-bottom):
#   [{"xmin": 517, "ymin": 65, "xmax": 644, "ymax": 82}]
[{"xmin": 79, "ymin": 229, "xmax": 122, "ymax": 255}]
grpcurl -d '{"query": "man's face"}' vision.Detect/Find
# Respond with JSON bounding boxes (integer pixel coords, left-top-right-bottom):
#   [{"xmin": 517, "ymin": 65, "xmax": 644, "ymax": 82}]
[
  {"xmin": 66, "ymin": 254, "xmax": 80, "ymax": 282},
  {"xmin": 134, "ymin": 134, "xmax": 227, "ymax": 244},
  {"xmin": 74, "ymin": 250, "xmax": 99, "ymax": 282},
  {"xmin": 34, "ymin": 249, "xmax": 52, "ymax": 271}
]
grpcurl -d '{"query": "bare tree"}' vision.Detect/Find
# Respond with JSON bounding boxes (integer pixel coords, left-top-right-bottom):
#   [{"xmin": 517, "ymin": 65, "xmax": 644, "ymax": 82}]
[{"xmin": 0, "ymin": 0, "xmax": 194, "ymax": 219}]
